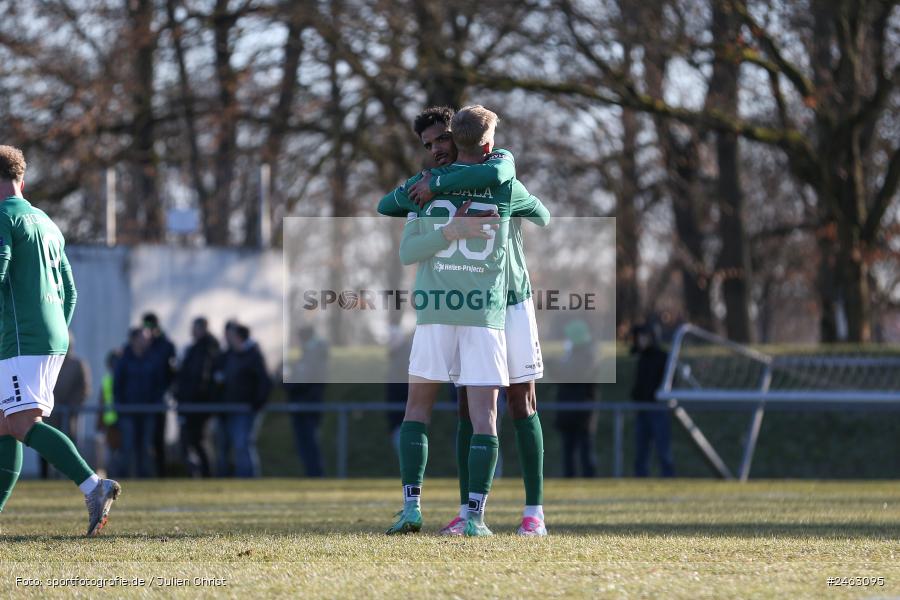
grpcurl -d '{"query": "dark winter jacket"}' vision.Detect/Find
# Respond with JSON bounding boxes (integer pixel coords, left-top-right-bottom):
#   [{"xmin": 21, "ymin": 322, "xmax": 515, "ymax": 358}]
[
  {"xmin": 555, "ymin": 343, "xmax": 597, "ymax": 432},
  {"xmin": 631, "ymin": 346, "xmax": 669, "ymax": 403},
  {"xmin": 214, "ymin": 341, "xmax": 272, "ymax": 411},
  {"xmin": 113, "ymin": 346, "xmax": 159, "ymax": 406},
  {"xmin": 176, "ymin": 333, "xmax": 221, "ymax": 404},
  {"xmin": 146, "ymin": 333, "xmax": 177, "ymax": 402}
]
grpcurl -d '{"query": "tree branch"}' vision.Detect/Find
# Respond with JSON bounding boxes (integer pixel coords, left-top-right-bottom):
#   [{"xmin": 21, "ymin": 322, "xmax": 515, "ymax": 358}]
[
  {"xmin": 849, "ymin": 1, "xmax": 900, "ymax": 132},
  {"xmin": 481, "ymin": 73, "xmax": 818, "ymax": 173},
  {"xmin": 863, "ymin": 144, "xmax": 900, "ymax": 242},
  {"xmin": 731, "ymin": 0, "xmax": 816, "ymax": 101}
]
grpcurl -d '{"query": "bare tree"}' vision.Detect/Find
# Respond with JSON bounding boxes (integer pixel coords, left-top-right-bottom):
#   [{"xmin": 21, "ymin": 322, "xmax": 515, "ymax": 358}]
[{"xmin": 485, "ymin": 0, "xmax": 900, "ymax": 342}]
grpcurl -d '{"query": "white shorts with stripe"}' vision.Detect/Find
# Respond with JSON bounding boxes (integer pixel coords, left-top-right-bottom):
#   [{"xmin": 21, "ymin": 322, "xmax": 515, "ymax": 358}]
[
  {"xmin": 505, "ymin": 298, "xmax": 544, "ymax": 384},
  {"xmin": 0, "ymin": 354, "xmax": 65, "ymax": 417},
  {"xmin": 409, "ymin": 324, "xmax": 509, "ymax": 387}
]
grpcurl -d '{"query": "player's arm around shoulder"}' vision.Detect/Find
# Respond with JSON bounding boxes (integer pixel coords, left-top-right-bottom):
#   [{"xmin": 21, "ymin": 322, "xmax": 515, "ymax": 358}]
[
  {"xmin": 378, "ymin": 173, "xmax": 423, "ymax": 217},
  {"xmin": 398, "ymin": 201, "xmax": 499, "ymax": 265},
  {"xmin": 510, "ymin": 179, "xmax": 551, "ymax": 227},
  {"xmin": 430, "ymin": 148, "xmax": 517, "ymax": 194},
  {"xmin": 399, "ymin": 212, "xmax": 452, "ymax": 266}
]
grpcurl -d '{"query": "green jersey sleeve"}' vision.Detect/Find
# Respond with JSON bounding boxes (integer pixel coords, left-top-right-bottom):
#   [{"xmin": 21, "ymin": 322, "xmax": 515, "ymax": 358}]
[
  {"xmin": 0, "ymin": 211, "xmax": 12, "ymax": 285},
  {"xmin": 378, "ymin": 174, "xmax": 422, "ymax": 217},
  {"xmin": 510, "ymin": 180, "xmax": 550, "ymax": 227},
  {"xmin": 398, "ymin": 214, "xmax": 453, "ymax": 265},
  {"xmin": 60, "ymin": 249, "xmax": 77, "ymax": 325},
  {"xmin": 430, "ymin": 149, "xmax": 516, "ymax": 193},
  {"xmin": 521, "ymin": 195, "xmax": 550, "ymax": 227}
]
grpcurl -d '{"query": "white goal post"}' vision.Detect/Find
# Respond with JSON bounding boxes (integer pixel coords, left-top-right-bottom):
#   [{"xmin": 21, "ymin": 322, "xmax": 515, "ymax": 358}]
[{"xmin": 655, "ymin": 324, "xmax": 900, "ymax": 481}]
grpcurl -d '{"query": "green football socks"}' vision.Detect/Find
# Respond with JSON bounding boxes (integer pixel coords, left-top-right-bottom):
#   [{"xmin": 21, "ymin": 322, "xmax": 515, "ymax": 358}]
[
  {"xmin": 399, "ymin": 421, "xmax": 428, "ymax": 507},
  {"xmin": 467, "ymin": 434, "xmax": 499, "ymax": 524},
  {"xmin": 514, "ymin": 412, "xmax": 545, "ymax": 507},
  {"xmin": 456, "ymin": 418, "xmax": 473, "ymax": 505},
  {"xmin": 0, "ymin": 435, "xmax": 22, "ymax": 512},
  {"xmin": 23, "ymin": 422, "xmax": 96, "ymax": 492}
]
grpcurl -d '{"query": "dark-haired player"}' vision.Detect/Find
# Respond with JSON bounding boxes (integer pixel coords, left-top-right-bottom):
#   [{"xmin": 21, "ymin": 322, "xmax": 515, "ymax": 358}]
[{"xmin": 379, "ymin": 106, "xmax": 549, "ymax": 536}]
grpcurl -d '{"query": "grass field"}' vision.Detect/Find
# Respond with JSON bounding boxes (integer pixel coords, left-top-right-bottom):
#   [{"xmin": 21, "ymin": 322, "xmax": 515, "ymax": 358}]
[{"xmin": 1, "ymin": 478, "xmax": 898, "ymax": 598}]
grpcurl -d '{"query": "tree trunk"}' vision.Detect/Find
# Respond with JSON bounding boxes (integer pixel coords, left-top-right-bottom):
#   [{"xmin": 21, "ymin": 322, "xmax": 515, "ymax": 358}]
[
  {"xmin": 715, "ymin": 133, "xmax": 752, "ymax": 341},
  {"xmin": 263, "ymin": 9, "xmax": 307, "ymax": 247},
  {"xmin": 327, "ymin": 0, "xmax": 350, "ymax": 345},
  {"xmin": 208, "ymin": 0, "xmax": 238, "ymax": 245},
  {"xmin": 808, "ymin": 0, "xmax": 873, "ymax": 342},
  {"xmin": 835, "ymin": 206, "xmax": 871, "ymax": 342},
  {"xmin": 664, "ymin": 130, "xmax": 714, "ymax": 330},
  {"xmin": 166, "ymin": 0, "xmax": 211, "ymax": 240},
  {"xmin": 640, "ymin": 16, "xmax": 713, "ymax": 330},
  {"xmin": 413, "ymin": 1, "xmax": 466, "ymax": 108},
  {"xmin": 615, "ymin": 105, "xmax": 641, "ymax": 334},
  {"xmin": 709, "ymin": 1, "xmax": 752, "ymax": 342},
  {"xmin": 129, "ymin": 0, "xmax": 162, "ymax": 242}
]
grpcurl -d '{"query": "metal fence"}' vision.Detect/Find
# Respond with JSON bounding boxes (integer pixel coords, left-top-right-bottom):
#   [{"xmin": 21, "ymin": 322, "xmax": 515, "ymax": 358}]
[{"xmin": 51, "ymin": 400, "xmax": 900, "ymax": 479}]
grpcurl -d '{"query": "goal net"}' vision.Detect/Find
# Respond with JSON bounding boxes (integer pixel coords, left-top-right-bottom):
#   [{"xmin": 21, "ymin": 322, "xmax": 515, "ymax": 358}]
[
  {"xmin": 654, "ymin": 324, "xmax": 900, "ymax": 480},
  {"xmin": 658, "ymin": 325, "xmax": 900, "ymax": 404}
]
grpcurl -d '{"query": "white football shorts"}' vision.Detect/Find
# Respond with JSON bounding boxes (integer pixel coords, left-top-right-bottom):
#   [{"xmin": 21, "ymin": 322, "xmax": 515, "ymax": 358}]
[
  {"xmin": 505, "ymin": 298, "xmax": 544, "ymax": 384},
  {"xmin": 409, "ymin": 324, "xmax": 509, "ymax": 387},
  {"xmin": 0, "ymin": 354, "xmax": 65, "ymax": 417}
]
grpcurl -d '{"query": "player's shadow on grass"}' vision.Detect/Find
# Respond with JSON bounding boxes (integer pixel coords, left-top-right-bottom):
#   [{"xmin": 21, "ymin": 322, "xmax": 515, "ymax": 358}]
[
  {"xmin": 1, "ymin": 532, "xmax": 213, "ymax": 543},
  {"xmin": 551, "ymin": 522, "xmax": 900, "ymax": 538}
]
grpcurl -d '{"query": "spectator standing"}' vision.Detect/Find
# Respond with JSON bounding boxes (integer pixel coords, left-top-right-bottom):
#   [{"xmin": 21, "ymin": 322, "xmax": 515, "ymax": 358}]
[
  {"xmin": 631, "ymin": 322, "xmax": 674, "ymax": 477},
  {"xmin": 94, "ymin": 350, "xmax": 121, "ymax": 478},
  {"xmin": 113, "ymin": 328, "xmax": 156, "ymax": 477},
  {"xmin": 214, "ymin": 324, "xmax": 271, "ymax": 477},
  {"xmin": 175, "ymin": 317, "xmax": 220, "ymax": 478},
  {"xmin": 282, "ymin": 326, "xmax": 328, "ymax": 477},
  {"xmin": 554, "ymin": 320, "xmax": 598, "ymax": 478},
  {"xmin": 142, "ymin": 312, "xmax": 176, "ymax": 477}
]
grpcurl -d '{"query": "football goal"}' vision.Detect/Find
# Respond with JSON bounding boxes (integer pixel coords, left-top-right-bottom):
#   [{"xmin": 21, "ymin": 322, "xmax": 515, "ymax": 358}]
[{"xmin": 655, "ymin": 324, "xmax": 900, "ymax": 481}]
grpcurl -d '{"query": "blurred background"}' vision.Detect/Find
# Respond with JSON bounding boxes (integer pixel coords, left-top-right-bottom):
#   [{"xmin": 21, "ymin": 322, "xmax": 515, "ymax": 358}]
[{"xmin": 1, "ymin": 0, "xmax": 899, "ymax": 480}]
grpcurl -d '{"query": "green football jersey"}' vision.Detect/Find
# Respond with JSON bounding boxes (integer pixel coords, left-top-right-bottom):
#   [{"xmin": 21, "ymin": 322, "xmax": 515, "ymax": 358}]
[
  {"xmin": 430, "ymin": 149, "xmax": 551, "ymax": 305},
  {"xmin": 0, "ymin": 197, "xmax": 76, "ymax": 358},
  {"xmin": 379, "ymin": 149, "xmax": 550, "ymax": 306},
  {"xmin": 386, "ymin": 162, "xmax": 536, "ymax": 329}
]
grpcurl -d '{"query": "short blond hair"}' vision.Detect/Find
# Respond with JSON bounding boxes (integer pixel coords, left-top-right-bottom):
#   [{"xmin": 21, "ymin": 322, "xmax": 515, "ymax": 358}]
[
  {"xmin": 450, "ymin": 105, "xmax": 498, "ymax": 154},
  {"xmin": 0, "ymin": 146, "xmax": 26, "ymax": 183}
]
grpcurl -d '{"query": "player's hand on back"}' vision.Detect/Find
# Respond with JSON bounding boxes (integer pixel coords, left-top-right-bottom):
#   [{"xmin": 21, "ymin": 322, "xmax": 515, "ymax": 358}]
[
  {"xmin": 410, "ymin": 171, "xmax": 435, "ymax": 208},
  {"xmin": 441, "ymin": 200, "xmax": 499, "ymax": 241}
]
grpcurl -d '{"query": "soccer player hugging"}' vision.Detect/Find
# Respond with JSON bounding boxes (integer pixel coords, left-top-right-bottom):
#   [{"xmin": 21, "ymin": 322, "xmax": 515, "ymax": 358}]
[{"xmin": 377, "ymin": 105, "xmax": 550, "ymax": 536}]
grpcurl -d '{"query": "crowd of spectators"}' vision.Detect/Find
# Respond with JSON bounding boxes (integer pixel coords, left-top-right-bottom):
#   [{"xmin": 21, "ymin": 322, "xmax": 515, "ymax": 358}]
[{"xmin": 45, "ymin": 314, "xmax": 675, "ymax": 480}]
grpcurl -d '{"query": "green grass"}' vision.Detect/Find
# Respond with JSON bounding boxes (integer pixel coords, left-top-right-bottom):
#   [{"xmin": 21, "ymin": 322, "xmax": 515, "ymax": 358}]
[{"xmin": 1, "ymin": 479, "xmax": 898, "ymax": 598}]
